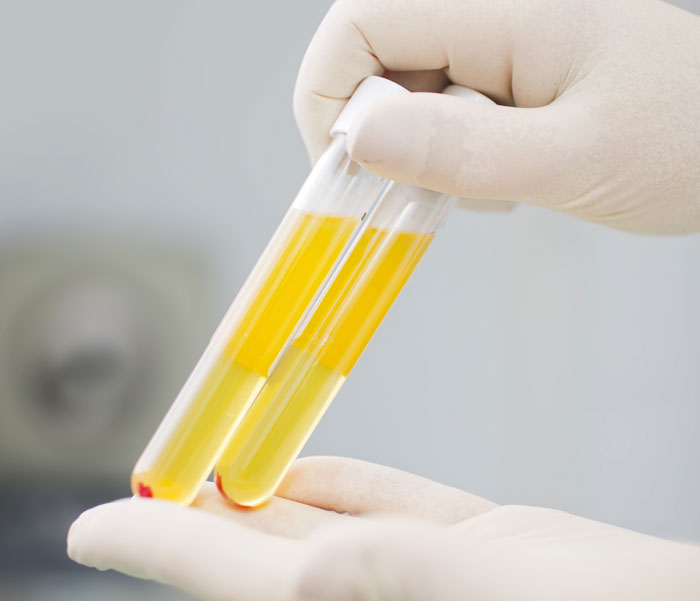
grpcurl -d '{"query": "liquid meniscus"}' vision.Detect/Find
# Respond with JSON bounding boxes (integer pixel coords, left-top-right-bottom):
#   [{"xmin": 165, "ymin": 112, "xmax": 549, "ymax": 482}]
[{"xmin": 216, "ymin": 225, "xmax": 434, "ymax": 506}]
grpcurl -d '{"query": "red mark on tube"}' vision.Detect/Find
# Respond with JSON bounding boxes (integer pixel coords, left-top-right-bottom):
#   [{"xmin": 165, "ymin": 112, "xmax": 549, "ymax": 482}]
[
  {"xmin": 216, "ymin": 473, "xmax": 257, "ymax": 509},
  {"xmin": 215, "ymin": 473, "xmax": 228, "ymax": 499},
  {"xmin": 137, "ymin": 482, "xmax": 153, "ymax": 498}
]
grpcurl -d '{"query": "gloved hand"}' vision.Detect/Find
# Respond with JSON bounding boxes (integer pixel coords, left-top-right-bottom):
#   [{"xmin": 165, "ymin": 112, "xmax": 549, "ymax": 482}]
[
  {"xmin": 294, "ymin": 0, "xmax": 700, "ymax": 234},
  {"xmin": 68, "ymin": 457, "xmax": 700, "ymax": 601}
]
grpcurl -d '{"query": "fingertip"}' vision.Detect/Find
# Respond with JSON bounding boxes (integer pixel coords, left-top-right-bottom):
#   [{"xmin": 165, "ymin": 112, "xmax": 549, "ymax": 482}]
[
  {"xmin": 283, "ymin": 455, "xmax": 361, "ymax": 484},
  {"xmin": 66, "ymin": 514, "xmax": 84, "ymax": 563},
  {"xmin": 66, "ymin": 498, "xmax": 148, "ymax": 568},
  {"xmin": 346, "ymin": 93, "xmax": 465, "ymax": 194},
  {"xmin": 276, "ymin": 456, "xmax": 334, "ymax": 498},
  {"xmin": 346, "ymin": 95, "xmax": 422, "ymax": 172},
  {"xmin": 66, "ymin": 504, "xmax": 104, "ymax": 566}
]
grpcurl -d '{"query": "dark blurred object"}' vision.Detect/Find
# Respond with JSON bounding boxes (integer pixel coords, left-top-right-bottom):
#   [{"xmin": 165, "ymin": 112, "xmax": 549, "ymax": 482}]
[
  {"xmin": 0, "ymin": 478, "xmax": 126, "ymax": 572},
  {"xmin": 0, "ymin": 242, "xmax": 208, "ymax": 600},
  {"xmin": 13, "ymin": 275, "xmax": 153, "ymax": 452}
]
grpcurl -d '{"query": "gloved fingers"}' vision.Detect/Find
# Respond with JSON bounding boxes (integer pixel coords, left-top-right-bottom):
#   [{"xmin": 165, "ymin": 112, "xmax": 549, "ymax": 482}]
[
  {"xmin": 294, "ymin": 0, "xmax": 516, "ymax": 162},
  {"xmin": 347, "ymin": 90, "xmax": 601, "ymax": 211},
  {"xmin": 67, "ymin": 497, "xmax": 306, "ymax": 601},
  {"xmin": 193, "ymin": 481, "xmax": 350, "ymax": 539},
  {"xmin": 446, "ymin": 506, "xmax": 700, "ymax": 601},
  {"xmin": 299, "ymin": 508, "xmax": 700, "ymax": 601},
  {"xmin": 275, "ymin": 456, "xmax": 497, "ymax": 525}
]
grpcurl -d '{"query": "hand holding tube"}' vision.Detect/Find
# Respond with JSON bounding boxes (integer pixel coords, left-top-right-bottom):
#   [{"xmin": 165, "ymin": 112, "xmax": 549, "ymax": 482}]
[
  {"xmin": 294, "ymin": 0, "xmax": 700, "ymax": 234},
  {"xmin": 68, "ymin": 457, "xmax": 700, "ymax": 601}
]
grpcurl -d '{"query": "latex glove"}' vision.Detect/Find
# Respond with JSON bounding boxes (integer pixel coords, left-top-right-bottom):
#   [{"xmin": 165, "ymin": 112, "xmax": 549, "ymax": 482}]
[
  {"xmin": 294, "ymin": 0, "xmax": 700, "ymax": 234},
  {"xmin": 68, "ymin": 457, "xmax": 700, "ymax": 601}
]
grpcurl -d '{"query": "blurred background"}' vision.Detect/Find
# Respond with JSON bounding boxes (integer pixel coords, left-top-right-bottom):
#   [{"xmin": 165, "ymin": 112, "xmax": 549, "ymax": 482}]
[{"xmin": 1, "ymin": 0, "xmax": 699, "ymax": 599}]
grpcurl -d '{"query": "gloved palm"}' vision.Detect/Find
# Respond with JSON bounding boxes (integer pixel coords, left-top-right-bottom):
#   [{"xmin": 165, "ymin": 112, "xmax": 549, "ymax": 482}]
[
  {"xmin": 68, "ymin": 457, "xmax": 700, "ymax": 601},
  {"xmin": 294, "ymin": 0, "xmax": 700, "ymax": 234}
]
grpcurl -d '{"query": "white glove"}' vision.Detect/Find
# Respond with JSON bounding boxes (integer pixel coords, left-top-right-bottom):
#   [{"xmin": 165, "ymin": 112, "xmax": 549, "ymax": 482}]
[
  {"xmin": 68, "ymin": 457, "xmax": 700, "ymax": 601},
  {"xmin": 294, "ymin": 0, "xmax": 700, "ymax": 234}
]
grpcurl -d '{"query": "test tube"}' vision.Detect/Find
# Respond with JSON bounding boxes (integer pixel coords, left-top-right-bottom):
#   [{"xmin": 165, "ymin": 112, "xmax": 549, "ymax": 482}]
[
  {"xmin": 215, "ymin": 84, "xmax": 496, "ymax": 507},
  {"xmin": 130, "ymin": 78, "xmax": 409, "ymax": 504}
]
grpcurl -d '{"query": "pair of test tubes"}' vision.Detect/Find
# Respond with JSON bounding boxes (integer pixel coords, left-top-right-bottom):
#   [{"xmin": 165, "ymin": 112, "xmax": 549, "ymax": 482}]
[{"xmin": 132, "ymin": 77, "xmax": 493, "ymax": 507}]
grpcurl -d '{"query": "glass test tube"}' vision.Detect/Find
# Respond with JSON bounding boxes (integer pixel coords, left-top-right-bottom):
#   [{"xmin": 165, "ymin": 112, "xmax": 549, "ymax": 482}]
[
  {"xmin": 131, "ymin": 134, "xmax": 387, "ymax": 504},
  {"xmin": 215, "ymin": 184, "xmax": 455, "ymax": 506}
]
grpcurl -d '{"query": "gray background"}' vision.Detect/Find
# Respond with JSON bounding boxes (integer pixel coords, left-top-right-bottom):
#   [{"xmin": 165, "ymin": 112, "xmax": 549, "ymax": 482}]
[{"xmin": 1, "ymin": 0, "xmax": 699, "ymax": 599}]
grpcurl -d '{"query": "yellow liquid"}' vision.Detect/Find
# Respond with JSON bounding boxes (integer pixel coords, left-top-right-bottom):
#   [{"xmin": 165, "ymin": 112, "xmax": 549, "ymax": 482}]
[
  {"xmin": 132, "ymin": 209, "xmax": 358, "ymax": 504},
  {"xmin": 216, "ymin": 226, "xmax": 434, "ymax": 506}
]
